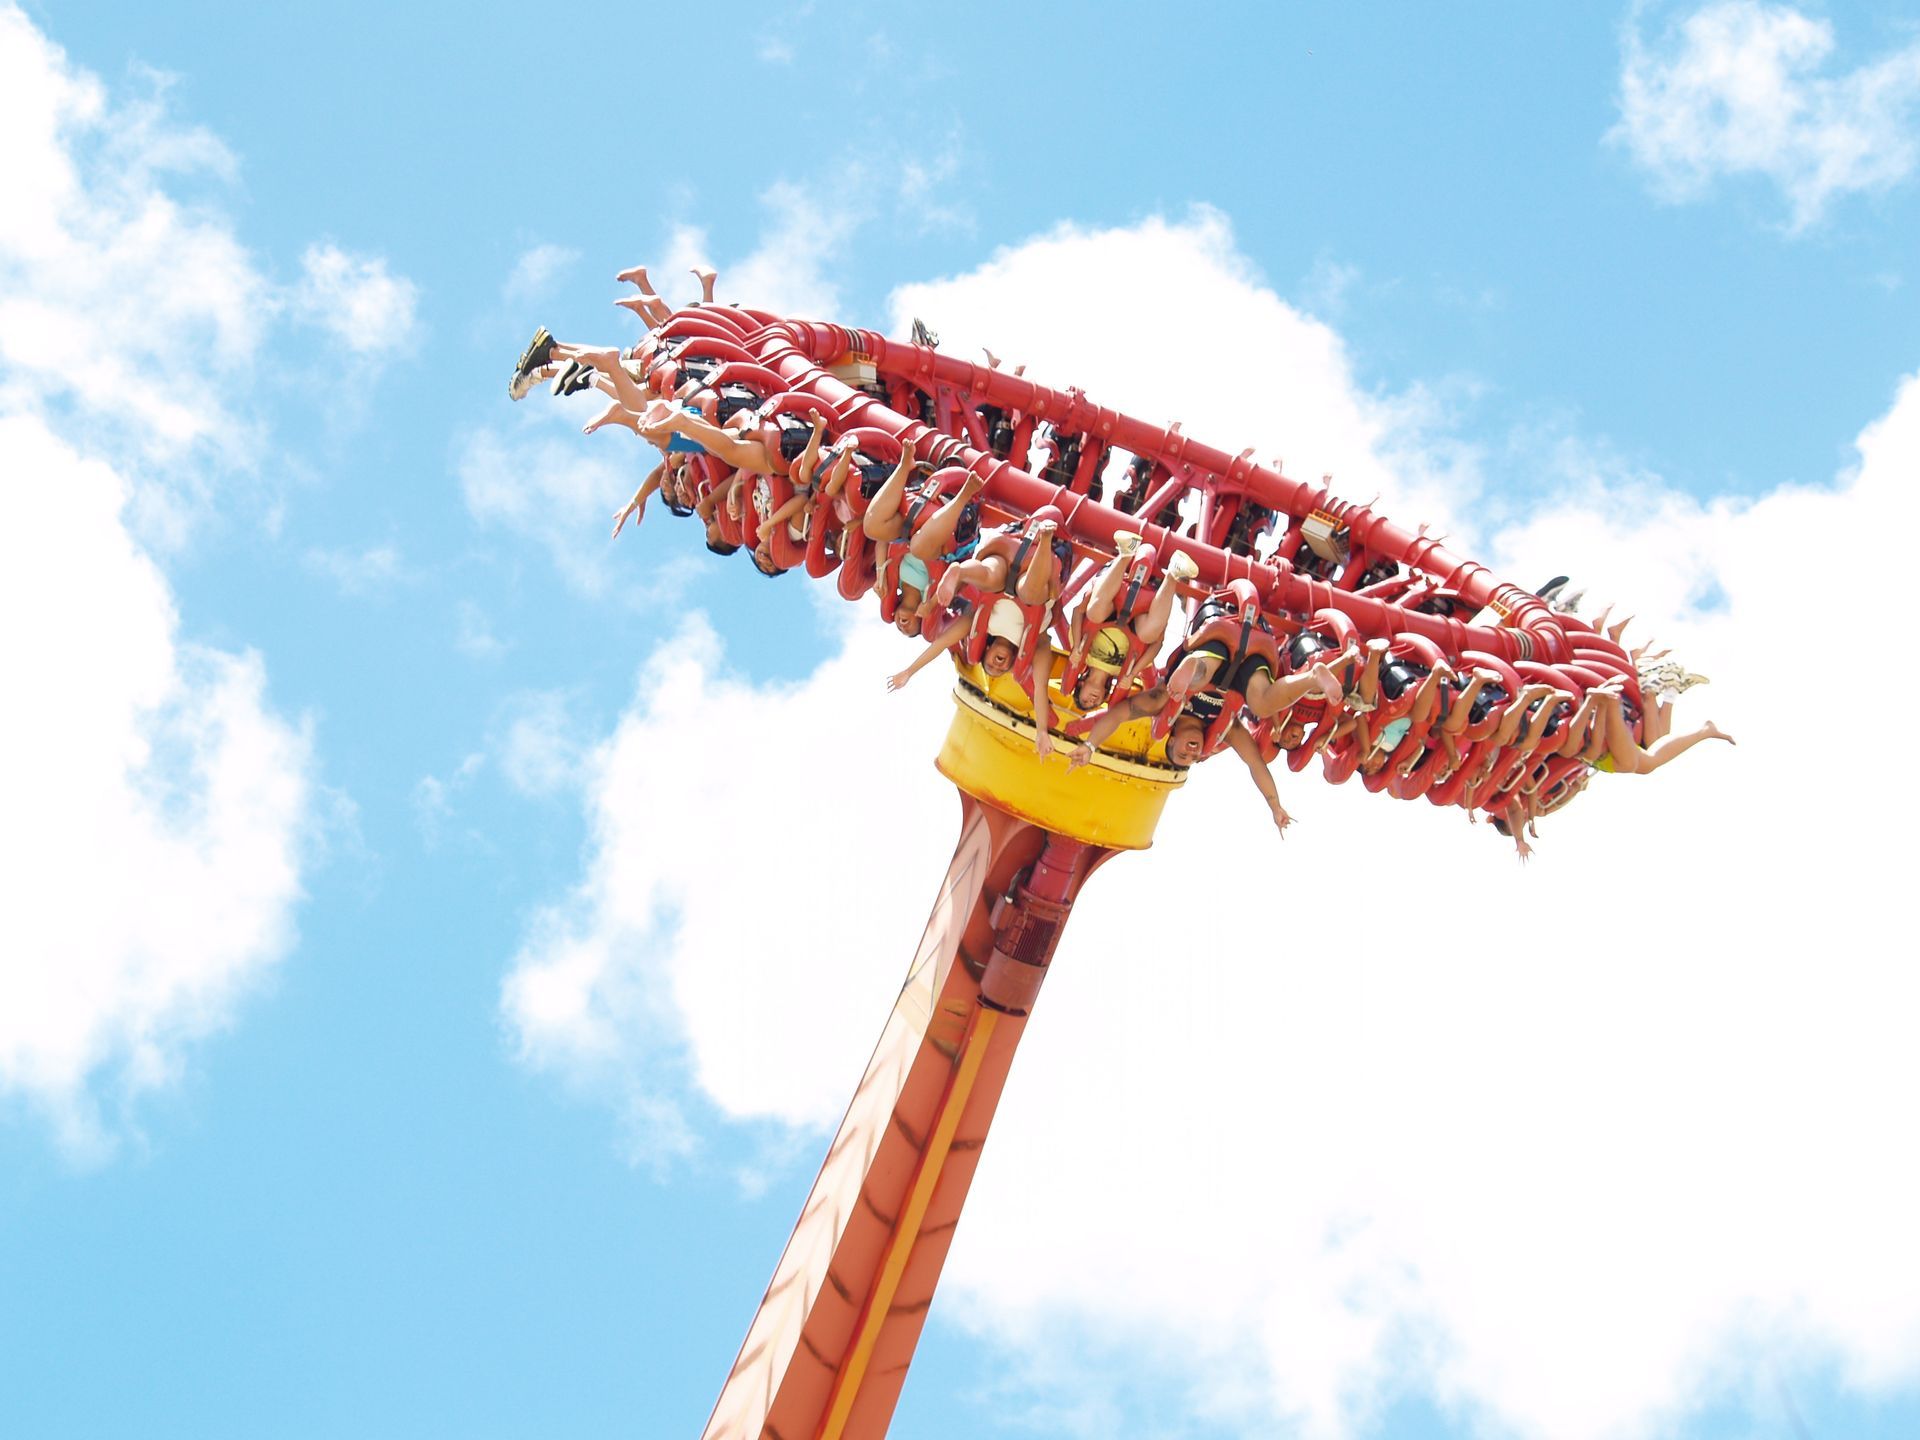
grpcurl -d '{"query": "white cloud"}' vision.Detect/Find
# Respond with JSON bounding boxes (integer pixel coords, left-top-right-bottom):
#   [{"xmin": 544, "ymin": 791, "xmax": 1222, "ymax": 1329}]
[
  {"xmin": 501, "ymin": 211, "xmax": 1920, "ymax": 1437},
  {"xmin": 496, "ymin": 690, "xmax": 587, "ymax": 798},
  {"xmin": 0, "ymin": 415, "xmax": 312, "ymax": 1156},
  {"xmin": 660, "ymin": 132, "xmax": 972, "ymax": 322},
  {"xmin": 412, "ymin": 752, "xmax": 483, "ymax": 850},
  {"xmin": 503, "ymin": 242, "xmax": 578, "ymax": 303},
  {"xmin": 890, "ymin": 208, "xmax": 1479, "ymax": 537},
  {"xmin": 455, "ymin": 599, "xmax": 507, "ymax": 660},
  {"xmin": 290, "ymin": 241, "xmax": 419, "ymax": 356},
  {"xmin": 897, "ymin": 130, "xmax": 972, "ymax": 235},
  {"xmin": 0, "ymin": 4, "xmax": 268, "ymax": 476},
  {"xmin": 0, "ymin": 6, "xmax": 317, "ymax": 1157},
  {"xmin": 661, "ymin": 176, "xmax": 862, "ymax": 321},
  {"xmin": 0, "ymin": 6, "xmax": 419, "ymax": 517},
  {"xmin": 458, "ymin": 408, "xmax": 700, "ymax": 603},
  {"xmin": 501, "ymin": 600, "xmax": 957, "ymax": 1137},
  {"xmin": 302, "ymin": 541, "xmax": 403, "ymax": 594},
  {"xmin": 1613, "ymin": 1, "xmax": 1920, "ymax": 229}
]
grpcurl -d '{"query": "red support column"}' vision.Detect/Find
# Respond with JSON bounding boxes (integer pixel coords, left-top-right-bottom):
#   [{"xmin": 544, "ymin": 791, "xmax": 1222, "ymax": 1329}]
[{"xmin": 697, "ymin": 799, "xmax": 1113, "ymax": 1440}]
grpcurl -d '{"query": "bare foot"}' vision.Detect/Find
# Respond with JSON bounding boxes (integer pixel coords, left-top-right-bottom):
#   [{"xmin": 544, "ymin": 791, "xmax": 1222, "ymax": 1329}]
[
  {"xmin": 1703, "ymin": 722, "xmax": 1735, "ymax": 745},
  {"xmin": 584, "ymin": 401, "xmax": 638, "ymax": 436},
  {"xmin": 931, "ymin": 567, "xmax": 963, "ymax": 609},
  {"xmin": 691, "ymin": 265, "xmax": 718, "ymax": 301},
  {"xmin": 1309, "ymin": 662, "xmax": 1342, "ymax": 706}
]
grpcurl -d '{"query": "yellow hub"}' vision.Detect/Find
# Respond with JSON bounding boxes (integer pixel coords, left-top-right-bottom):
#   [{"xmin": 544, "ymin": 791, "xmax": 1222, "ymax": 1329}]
[{"xmin": 935, "ymin": 667, "xmax": 1184, "ymax": 850}]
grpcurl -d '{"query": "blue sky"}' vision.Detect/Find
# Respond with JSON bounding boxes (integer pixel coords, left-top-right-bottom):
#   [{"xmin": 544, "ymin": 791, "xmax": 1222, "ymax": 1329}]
[{"xmin": 5, "ymin": 3, "xmax": 1920, "ymax": 1438}]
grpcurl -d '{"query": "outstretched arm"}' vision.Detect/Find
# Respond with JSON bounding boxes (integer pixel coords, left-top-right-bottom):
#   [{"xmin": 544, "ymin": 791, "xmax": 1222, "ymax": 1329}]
[
  {"xmin": 885, "ymin": 613, "xmax": 971, "ymax": 692},
  {"xmin": 1064, "ymin": 688, "xmax": 1166, "ymax": 769},
  {"xmin": 1227, "ymin": 721, "xmax": 1293, "ymax": 836},
  {"xmin": 1029, "ymin": 639, "xmax": 1054, "ymax": 759},
  {"xmin": 611, "ymin": 463, "xmax": 664, "ymax": 538}
]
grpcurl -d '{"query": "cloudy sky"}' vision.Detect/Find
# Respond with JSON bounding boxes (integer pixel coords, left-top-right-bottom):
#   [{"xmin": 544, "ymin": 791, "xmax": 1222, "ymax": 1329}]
[{"xmin": 4, "ymin": 3, "xmax": 1919, "ymax": 1437}]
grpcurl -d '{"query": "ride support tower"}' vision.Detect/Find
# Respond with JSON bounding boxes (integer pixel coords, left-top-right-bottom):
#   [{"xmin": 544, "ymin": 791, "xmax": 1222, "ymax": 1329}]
[{"xmin": 554, "ymin": 301, "xmax": 1640, "ymax": 1437}]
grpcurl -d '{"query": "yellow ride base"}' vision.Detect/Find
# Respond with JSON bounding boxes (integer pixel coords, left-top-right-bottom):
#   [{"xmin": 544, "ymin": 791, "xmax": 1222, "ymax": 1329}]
[{"xmin": 935, "ymin": 668, "xmax": 1184, "ymax": 851}]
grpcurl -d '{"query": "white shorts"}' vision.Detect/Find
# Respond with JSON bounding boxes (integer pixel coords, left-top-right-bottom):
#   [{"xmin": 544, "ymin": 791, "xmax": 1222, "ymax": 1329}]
[{"xmin": 988, "ymin": 597, "xmax": 1026, "ymax": 644}]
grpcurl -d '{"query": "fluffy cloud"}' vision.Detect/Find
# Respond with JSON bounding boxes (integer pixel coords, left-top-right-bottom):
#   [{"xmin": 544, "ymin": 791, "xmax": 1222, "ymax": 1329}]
[
  {"xmin": 0, "ymin": 4, "xmax": 418, "ymax": 521},
  {"xmin": 0, "ymin": 7, "xmax": 316, "ymax": 1153},
  {"xmin": 501, "ymin": 601, "xmax": 956, "ymax": 1148},
  {"xmin": 659, "ymin": 173, "xmax": 861, "ymax": 322},
  {"xmin": 502, "ymin": 241, "xmax": 578, "ymax": 303},
  {"xmin": 0, "ymin": 415, "xmax": 311, "ymax": 1154},
  {"xmin": 0, "ymin": 4, "xmax": 266, "ymax": 477},
  {"xmin": 1613, "ymin": 1, "xmax": 1920, "ymax": 229},
  {"xmin": 289, "ymin": 241, "xmax": 419, "ymax": 356},
  {"xmin": 457, "ymin": 408, "xmax": 701, "ymax": 604},
  {"xmin": 501, "ymin": 212, "xmax": 1919, "ymax": 1437}
]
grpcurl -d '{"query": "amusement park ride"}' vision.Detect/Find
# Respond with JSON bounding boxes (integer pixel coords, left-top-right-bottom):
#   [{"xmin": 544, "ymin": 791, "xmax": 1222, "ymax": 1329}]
[{"xmin": 513, "ymin": 277, "xmax": 1698, "ymax": 1439}]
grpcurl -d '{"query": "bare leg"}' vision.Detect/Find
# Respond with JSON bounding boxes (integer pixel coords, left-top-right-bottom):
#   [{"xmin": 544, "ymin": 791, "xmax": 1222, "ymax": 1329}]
[
  {"xmin": 1165, "ymin": 649, "xmax": 1222, "ymax": 706},
  {"xmin": 645, "ymin": 401, "xmax": 779, "ymax": 474},
  {"xmin": 1245, "ymin": 663, "xmax": 1344, "ymax": 720},
  {"xmin": 908, "ymin": 473, "xmax": 986, "ymax": 560},
  {"xmin": 692, "ymin": 266, "xmax": 718, "ymax": 303},
  {"xmin": 583, "ymin": 400, "xmax": 641, "ymax": 436},
  {"xmin": 1135, "ymin": 556, "xmax": 1196, "ymax": 646},
  {"xmin": 1488, "ymin": 683, "xmax": 1557, "ymax": 748},
  {"xmin": 1442, "ymin": 671, "xmax": 1491, "ymax": 736},
  {"xmin": 576, "ymin": 348, "xmax": 655, "ymax": 418},
  {"xmin": 862, "ymin": 452, "xmax": 917, "ymax": 542},
  {"xmin": 1515, "ymin": 691, "xmax": 1572, "ymax": 750},
  {"xmin": 1080, "ymin": 546, "xmax": 1136, "ymax": 628},
  {"xmin": 1643, "ymin": 696, "xmax": 1674, "ymax": 745},
  {"xmin": 617, "ymin": 294, "xmax": 674, "ymax": 327},
  {"xmin": 933, "ymin": 555, "xmax": 1008, "ymax": 607},
  {"xmin": 1553, "ymin": 689, "xmax": 1605, "ymax": 760},
  {"xmin": 1599, "ymin": 695, "xmax": 1731, "ymax": 773},
  {"xmin": 617, "ymin": 263, "xmax": 660, "ymax": 296},
  {"xmin": 1640, "ymin": 719, "xmax": 1733, "ymax": 771},
  {"xmin": 1013, "ymin": 522, "xmax": 1057, "ymax": 606},
  {"xmin": 817, "ymin": 448, "xmax": 854, "ymax": 499},
  {"xmin": 1351, "ymin": 639, "xmax": 1390, "ymax": 710}
]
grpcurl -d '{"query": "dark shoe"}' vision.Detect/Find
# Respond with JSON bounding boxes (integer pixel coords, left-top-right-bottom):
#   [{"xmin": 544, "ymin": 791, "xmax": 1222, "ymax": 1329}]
[
  {"xmin": 1536, "ymin": 575, "xmax": 1570, "ymax": 600},
  {"xmin": 509, "ymin": 327, "xmax": 555, "ymax": 400},
  {"xmin": 550, "ymin": 358, "xmax": 594, "ymax": 397}
]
